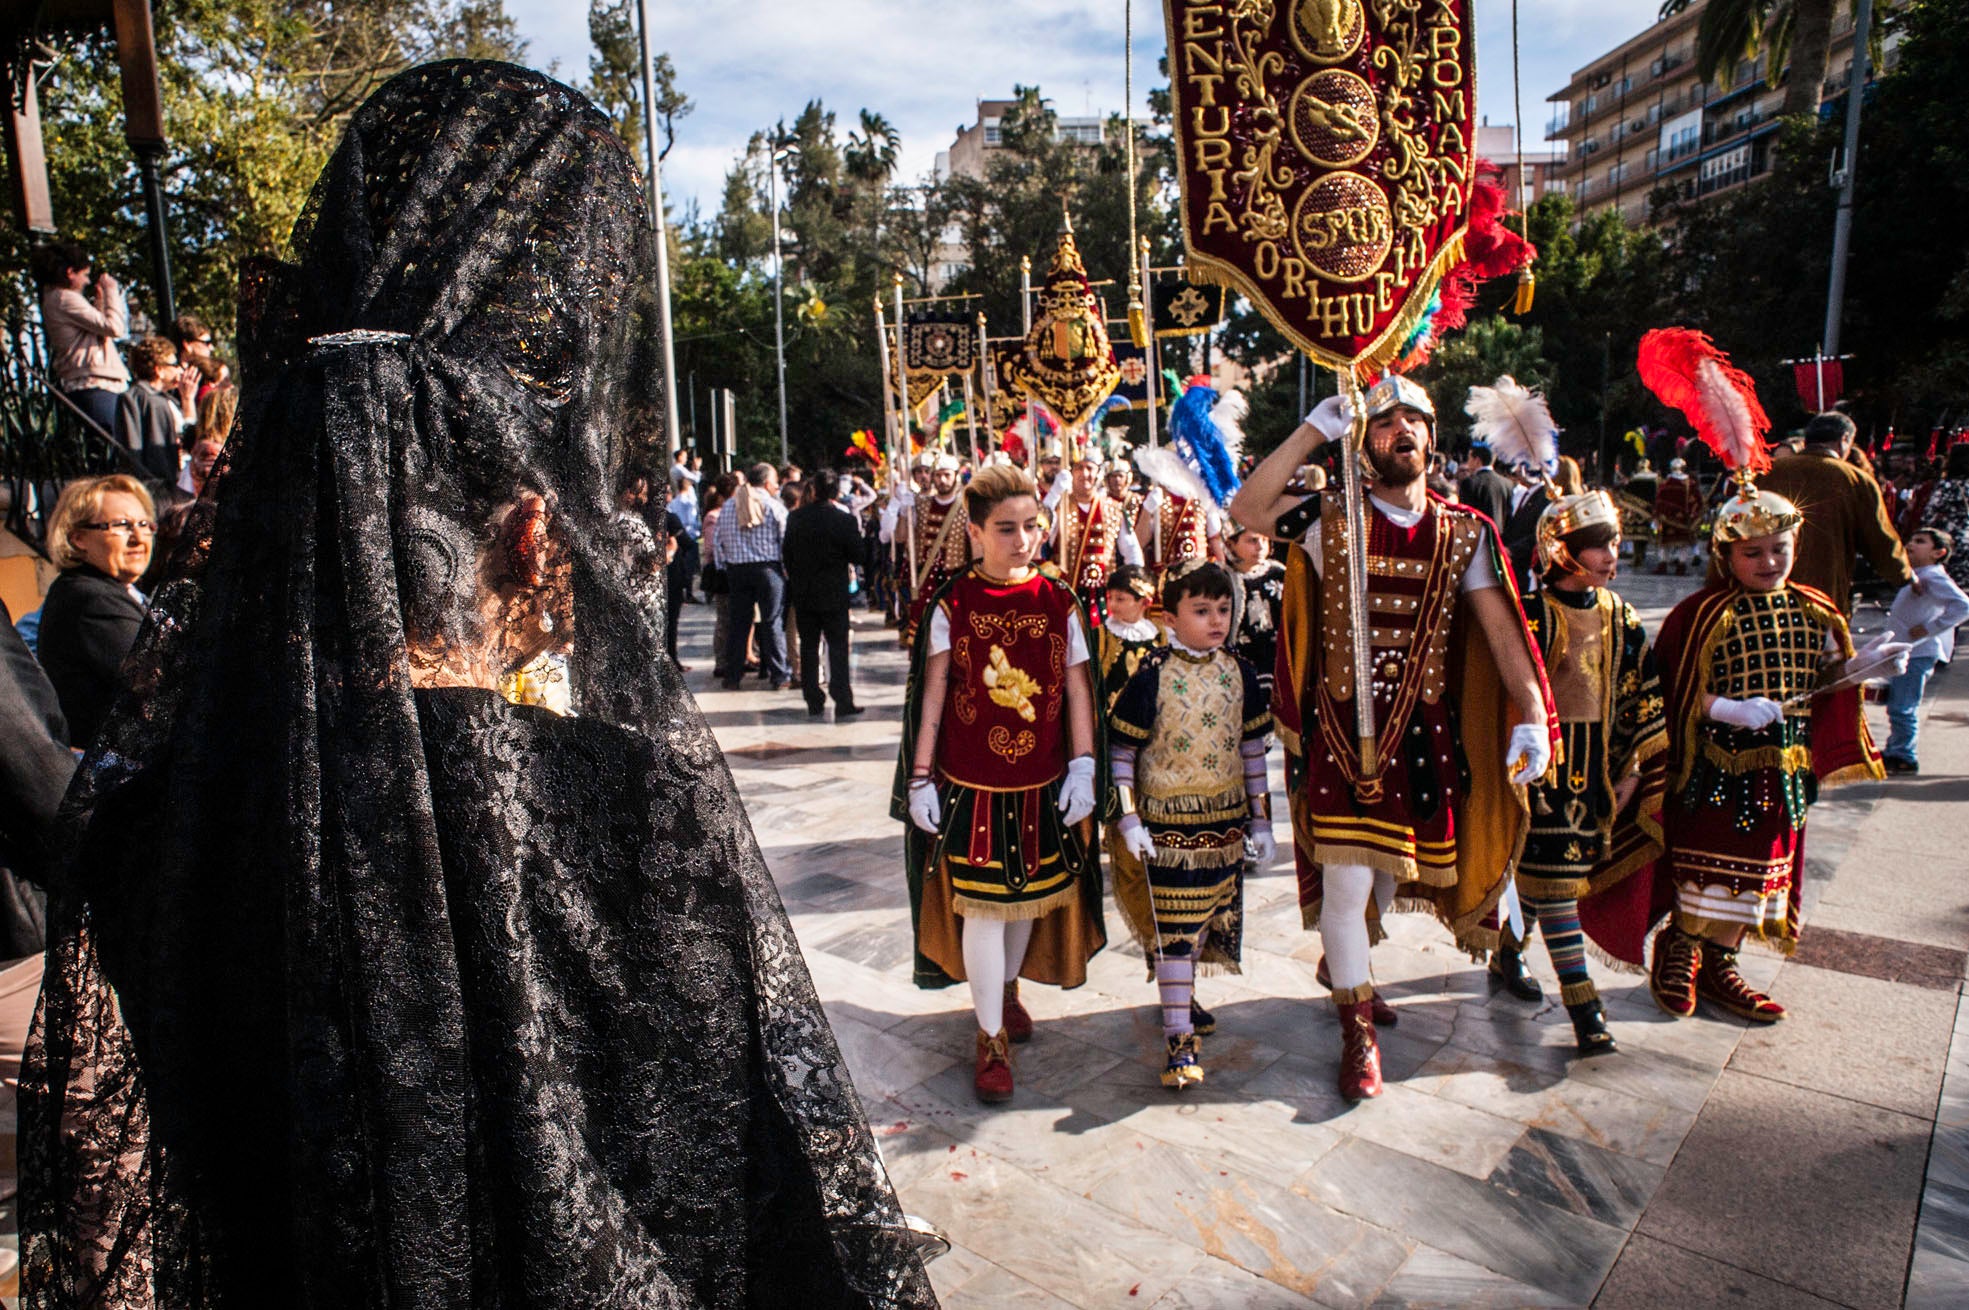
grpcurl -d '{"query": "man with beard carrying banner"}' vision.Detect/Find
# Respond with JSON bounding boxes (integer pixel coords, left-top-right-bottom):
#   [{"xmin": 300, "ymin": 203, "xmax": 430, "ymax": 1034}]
[{"xmin": 1173, "ymin": 0, "xmax": 1551, "ymax": 1099}]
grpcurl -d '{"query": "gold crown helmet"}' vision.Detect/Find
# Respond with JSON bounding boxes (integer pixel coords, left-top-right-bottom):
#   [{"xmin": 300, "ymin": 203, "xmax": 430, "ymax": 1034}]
[
  {"xmin": 1363, "ymin": 374, "xmax": 1436, "ymax": 425},
  {"xmin": 1535, "ymin": 490, "xmax": 1622, "ymax": 575},
  {"xmin": 1711, "ymin": 480, "xmax": 1803, "ymax": 545}
]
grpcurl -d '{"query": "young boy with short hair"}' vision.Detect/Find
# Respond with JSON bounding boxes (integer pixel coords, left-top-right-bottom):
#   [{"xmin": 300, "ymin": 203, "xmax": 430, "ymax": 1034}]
[
  {"xmin": 1882, "ymin": 526, "xmax": 1969, "ymax": 775},
  {"xmin": 1107, "ymin": 561, "xmax": 1272, "ymax": 1089}
]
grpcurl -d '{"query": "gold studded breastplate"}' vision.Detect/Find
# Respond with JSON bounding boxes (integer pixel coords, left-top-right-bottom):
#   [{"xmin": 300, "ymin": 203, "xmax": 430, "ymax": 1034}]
[
  {"xmin": 1317, "ymin": 495, "xmax": 1480, "ymax": 713},
  {"xmin": 1708, "ymin": 589, "xmax": 1828, "ymax": 708}
]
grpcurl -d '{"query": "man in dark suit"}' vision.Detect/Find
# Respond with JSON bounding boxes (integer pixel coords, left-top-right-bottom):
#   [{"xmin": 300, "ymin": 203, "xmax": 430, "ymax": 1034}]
[
  {"xmin": 1500, "ymin": 463, "xmax": 1552, "ymax": 594},
  {"xmin": 1455, "ymin": 446, "xmax": 1513, "ymax": 531},
  {"xmin": 783, "ymin": 469, "xmax": 868, "ymax": 719}
]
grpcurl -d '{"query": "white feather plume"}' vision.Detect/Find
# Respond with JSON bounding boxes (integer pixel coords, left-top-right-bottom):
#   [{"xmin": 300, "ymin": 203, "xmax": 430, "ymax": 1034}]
[
  {"xmin": 1694, "ymin": 357, "xmax": 1762, "ymax": 473},
  {"xmin": 1209, "ymin": 389, "xmax": 1248, "ymax": 466},
  {"xmin": 1464, "ymin": 375, "xmax": 1558, "ymax": 473},
  {"xmin": 1133, "ymin": 445, "xmax": 1210, "ymax": 506}
]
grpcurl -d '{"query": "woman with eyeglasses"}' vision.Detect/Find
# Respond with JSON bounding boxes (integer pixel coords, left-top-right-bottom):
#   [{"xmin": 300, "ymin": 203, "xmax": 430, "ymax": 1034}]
[{"xmin": 33, "ymin": 474, "xmax": 154, "ymax": 746}]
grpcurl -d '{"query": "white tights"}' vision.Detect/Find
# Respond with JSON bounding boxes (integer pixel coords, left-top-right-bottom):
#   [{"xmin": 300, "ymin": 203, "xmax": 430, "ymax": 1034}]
[
  {"xmin": 961, "ymin": 916, "xmax": 1035, "ymax": 1035},
  {"xmin": 1320, "ymin": 862, "xmax": 1396, "ymax": 990}
]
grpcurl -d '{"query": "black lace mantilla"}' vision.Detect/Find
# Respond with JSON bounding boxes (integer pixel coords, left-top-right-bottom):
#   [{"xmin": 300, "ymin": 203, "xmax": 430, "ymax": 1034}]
[{"xmin": 21, "ymin": 61, "xmax": 934, "ymax": 1307}]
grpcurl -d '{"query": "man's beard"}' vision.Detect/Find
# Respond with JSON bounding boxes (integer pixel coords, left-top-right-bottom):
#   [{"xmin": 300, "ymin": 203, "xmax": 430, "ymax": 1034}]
[{"xmin": 1366, "ymin": 445, "xmax": 1427, "ymax": 486}]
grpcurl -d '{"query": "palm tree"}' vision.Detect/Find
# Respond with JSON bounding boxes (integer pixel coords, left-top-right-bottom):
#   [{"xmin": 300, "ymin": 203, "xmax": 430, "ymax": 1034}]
[
  {"xmin": 1659, "ymin": 0, "xmax": 1854, "ymax": 121},
  {"xmin": 845, "ymin": 110, "xmax": 901, "ymax": 185}
]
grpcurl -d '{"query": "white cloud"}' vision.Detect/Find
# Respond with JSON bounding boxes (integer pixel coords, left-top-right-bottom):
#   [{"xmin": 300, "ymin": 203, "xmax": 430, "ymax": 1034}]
[{"xmin": 506, "ymin": 0, "xmax": 1668, "ymax": 212}]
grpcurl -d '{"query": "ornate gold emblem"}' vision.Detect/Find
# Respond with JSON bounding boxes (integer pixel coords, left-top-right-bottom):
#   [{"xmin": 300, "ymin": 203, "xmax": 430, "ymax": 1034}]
[
  {"xmin": 1293, "ymin": 172, "xmax": 1393, "ymax": 283},
  {"xmin": 1166, "ymin": 286, "xmax": 1213, "ymax": 328},
  {"xmin": 988, "ymin": 725, "xmax": 1039, "ymax": 762},
  {"xmin": 1291, "ymin": 0, "xmax": 1366, "ymax": 64},
  {"xmin": 1000, "ymin": 221, "xmax": 1122, "ymax": 429},
  {"xmin": 983, "ymin": 644, "xmax": 1043, "ymax": 723},
  {"xmin": 1290, "ymin": 69, "xmax": 1379, "ymax": 168}
]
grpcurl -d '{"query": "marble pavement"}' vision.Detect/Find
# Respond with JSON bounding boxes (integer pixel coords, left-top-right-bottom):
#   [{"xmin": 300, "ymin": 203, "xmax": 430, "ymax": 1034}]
[
  {"xmin": 688, "ymin": 568, "xmax": 1967, "ymax": 1309},
  {"xmin": 0, "ymin": 568, "xmax": 1960, "ymax": 1308}
]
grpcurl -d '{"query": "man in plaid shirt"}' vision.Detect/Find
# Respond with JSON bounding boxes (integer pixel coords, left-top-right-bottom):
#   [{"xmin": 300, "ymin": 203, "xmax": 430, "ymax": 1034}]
[{"xmin": 713, "ymin": 462, "xmax": 792, "ymax": 689}]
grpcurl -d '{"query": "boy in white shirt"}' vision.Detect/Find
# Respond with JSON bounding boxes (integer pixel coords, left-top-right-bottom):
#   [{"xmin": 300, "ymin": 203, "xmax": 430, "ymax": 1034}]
[{"xmin": 1883, "ymin": 526, "xmax": 1969, "ymax": 774}]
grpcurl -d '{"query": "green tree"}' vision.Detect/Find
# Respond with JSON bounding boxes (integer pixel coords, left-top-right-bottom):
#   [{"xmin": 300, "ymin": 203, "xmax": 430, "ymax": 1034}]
[{"xmin": 1418, "ymin": 319, "xmax": 1554, "ymax": 449}]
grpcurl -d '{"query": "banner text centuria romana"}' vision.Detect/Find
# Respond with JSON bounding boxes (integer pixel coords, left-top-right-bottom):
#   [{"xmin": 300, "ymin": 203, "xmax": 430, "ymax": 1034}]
[{"xmin": 1165, "ymin": 0, "xmax": 1477, "ymax": 373}]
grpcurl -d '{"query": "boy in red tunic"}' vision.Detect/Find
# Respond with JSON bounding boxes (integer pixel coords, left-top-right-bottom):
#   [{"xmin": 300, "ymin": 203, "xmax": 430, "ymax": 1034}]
[
  {"xmin": 1233, "ymin": 375, "xmax": 1558, "ymax": 1102},
  {"xmin": 892, "ymin": 464, "xmax": 1106, "ymax": 1103}
]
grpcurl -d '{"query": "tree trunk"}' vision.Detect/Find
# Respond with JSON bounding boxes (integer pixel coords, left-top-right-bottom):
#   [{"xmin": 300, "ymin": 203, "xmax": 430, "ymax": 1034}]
[{"xmin": 1783, "ymin": 0, "xmax": 1840, "ymax": 120}]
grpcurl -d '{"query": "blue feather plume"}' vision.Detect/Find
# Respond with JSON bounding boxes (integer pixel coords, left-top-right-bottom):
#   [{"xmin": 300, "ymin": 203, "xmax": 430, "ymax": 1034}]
[{"xmin": 1168, "ymin": 384, "xmax": 1242, "ymax": 510}]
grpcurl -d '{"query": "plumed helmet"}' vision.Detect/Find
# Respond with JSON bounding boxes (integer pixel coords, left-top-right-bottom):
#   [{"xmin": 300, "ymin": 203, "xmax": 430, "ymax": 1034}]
[
  {"xmin": 1363, "ymin": 373, "xmax": 1435, "ymax": 425},
  {"xmin": 1712, "ymin": 483, "xmax": 1802, "ymax": 545},
  {"xmin": 1535, "ymin": 490, "xmax": 1622, "ymax": 575}
]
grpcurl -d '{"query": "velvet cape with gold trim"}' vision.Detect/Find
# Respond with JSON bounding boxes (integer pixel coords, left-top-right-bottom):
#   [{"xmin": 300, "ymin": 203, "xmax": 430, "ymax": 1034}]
[
  {"xmin": 890, "ymin": 565, "xmax": 1107, "ymax": 989},
  {"xmin": 1576, "ymin": 580, "xmax": 1883, "ymax": 968},
  {"xmin": 1519, "ymin": 587, "xmax": 1669, "ymax": 903},
  {"xmin": 1271, "ymin": 494, "xmax": 1559, "ymax": 954}
]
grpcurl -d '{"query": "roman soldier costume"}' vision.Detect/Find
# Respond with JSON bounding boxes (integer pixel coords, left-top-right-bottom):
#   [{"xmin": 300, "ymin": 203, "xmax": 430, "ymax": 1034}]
[
  {"xmin": 892, "ymin": 566, "xmax": 1106, "ymax": 986},
  {"xmin": 1273, "ymin": 376, "xmax": 1557, "ymax": 1100},
  {"xmin": 884, "ymin": 453, "xmax": 972, "ymax": 646},
  {"xmin": 1141, "ymin": 490, "xmax": 1213, "ymax": 580},
  {"xmin": 1652, "ymin": 459, "xmax": 1704, "ymax": 573},
  {"xmin": 1506, "ymin": 490, "xmax": 1669, "ymax": 1054},
  {"xmin": 1057, "ymin": 490, "xmax": 1131, "ymax": 623}
]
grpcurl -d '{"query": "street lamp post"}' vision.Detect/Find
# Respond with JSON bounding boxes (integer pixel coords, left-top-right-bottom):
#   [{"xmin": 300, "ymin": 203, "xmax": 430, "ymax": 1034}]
[
  {"xmin": 769, "ymin": 144, "xmax": 790, "ymax": 466},
  {"xmin": 633, "ymin": 0, "xmax": 683, "ymax": 460},
  {"xmin": 1823, "ymin": 0, "xmax": 1875, "ymax": 359}
]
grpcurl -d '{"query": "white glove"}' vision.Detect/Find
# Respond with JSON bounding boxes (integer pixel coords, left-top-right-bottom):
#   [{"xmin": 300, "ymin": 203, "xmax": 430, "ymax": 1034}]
[
  {"xmin": 1058, "ymin": 756, "xmax": 1097, "ymax": 826},
  {"xmin": 1507, "ymin": 723, "xmax": 1552, "ymax": 786},
  {"xmin": 1118, "ymin": 814, "xmax": 1157, "ymax": 861},
  {"xmin": 1707, "ymin": 696, "xmax": 1784, "ymax": 731},
  {"xmin": 1247, "ymin": 823, "xmax": 1276, "ymax": 867},
  {"xmin": 1304, "ymin": 394, "xmax": 1355, "ymax": 446},
  {"xmin": 907, "ymin": 779, "xmax": 941, "ymax": 834}
]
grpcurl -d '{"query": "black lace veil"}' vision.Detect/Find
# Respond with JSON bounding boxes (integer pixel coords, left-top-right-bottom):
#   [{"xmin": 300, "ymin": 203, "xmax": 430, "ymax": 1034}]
[{"xmin": 22, "ymin": 61, "xmax": 934, "ymax": 1308}]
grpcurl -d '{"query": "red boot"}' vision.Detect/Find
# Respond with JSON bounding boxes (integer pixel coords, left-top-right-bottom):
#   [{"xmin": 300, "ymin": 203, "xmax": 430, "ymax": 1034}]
[
  {"xmin": 1002, "ymin": 981, "xmax": 1034, "ymax": 1044},
  {"xmin": 974, "ymin": 1029, "xmax": 1014, "ymax": 1104},
  {"xmin": 1316, "ymin": 955, "xmax": 1399, "ymax": 1026},
  {"xmin": 1649, "ymin": 923, "xmax": 1700, "ymax": 1018},
  {"xmin": 1696, "ymin": 943, "xmax": 1786, "ymax": 1023},
  {"xmin": 1334, "ymin": 988, "xmax": 1384, "ymax": 1102}
]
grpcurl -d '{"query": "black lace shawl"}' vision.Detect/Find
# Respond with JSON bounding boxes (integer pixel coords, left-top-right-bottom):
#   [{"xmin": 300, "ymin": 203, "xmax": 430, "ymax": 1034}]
[{"xmin": 20, "ymin": 61, "xmax": 934, "ymax": 1309}]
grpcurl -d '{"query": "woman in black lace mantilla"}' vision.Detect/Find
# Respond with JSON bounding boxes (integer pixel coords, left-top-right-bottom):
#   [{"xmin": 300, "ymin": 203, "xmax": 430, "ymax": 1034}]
[{"xmin": 20, "ymin": 61, "xmax": 935, "ymax": 1308}]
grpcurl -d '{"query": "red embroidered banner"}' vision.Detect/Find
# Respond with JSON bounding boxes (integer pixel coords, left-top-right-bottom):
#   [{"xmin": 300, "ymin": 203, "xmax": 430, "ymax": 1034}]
[
  {"xmin": 1792, "ymin": 360, "xmax": 1844, "ymax": 411},
  {"xmin": 1164, "ymin": 0, "xmax": 1478, "ymax": 373}
]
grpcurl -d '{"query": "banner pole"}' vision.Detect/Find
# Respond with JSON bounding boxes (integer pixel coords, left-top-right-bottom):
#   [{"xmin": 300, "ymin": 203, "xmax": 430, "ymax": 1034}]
[
  {"xmin": 1335, "ymin": 367, "xmax": 1377, "ymax": 778},
  {"xmin": 895, "ymin": 273, "xmax": 918, "ymax": 591}
]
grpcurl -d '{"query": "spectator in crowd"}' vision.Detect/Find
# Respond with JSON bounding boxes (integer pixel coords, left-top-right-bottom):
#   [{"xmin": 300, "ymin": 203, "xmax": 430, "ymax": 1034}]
[
  {"xmin": 115, "ymin": 335, "xmax": 194, "ymax": 484},
  {"xmin": 31, "ymin": 241, "xmax": 129, "ymax": 435},
  {"xmin": 713, "ymin": 463, "xmax": 791, "ymax": 689},
  {"xmin": 1881, "ymin": 527, "xmax": 1969, "ymax": 775},
  {"xmin": 1456, "ymin": 444, "xmax": 1512, "ymax": 529},
  {"xmin": 701, "ymin": 471, "xmax": 745, "ymax": 679},
  {"xmin": 34, "ymin": 474, "xmax": 155, "ymax": 746},
  {"xmin": 666, "ymin": 450, "xmax": 702, "ymax": 607},
  {"xmin": 169, "ymin": 313, "xmax": 228, "ymax": 407},
  {"xmin": 1759, "ymin": 411, "xmax": 1912, "ymax": 612},
  {"xmin": 783, "ymin": 469, "xmax": 867, "ymax": 719},
  {"xmin": 1426, "ymin": 471, "xmax": 1459, "ymax": 504},
  {"xmin": 1919, "ymin": 446, "xmax": 1969, "ymax": 593},
  {"xmin": 1501, "ymin": 460, "xmax": 1554, "ymax": 593}
]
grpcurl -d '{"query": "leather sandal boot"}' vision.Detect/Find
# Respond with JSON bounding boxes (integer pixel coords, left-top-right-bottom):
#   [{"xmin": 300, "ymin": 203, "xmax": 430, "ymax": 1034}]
[
  {"xmin": 973, "ymin": 1029, "xmax": 1015, "ymax": 1104},
  {"xmin": 1160, "ymin": 1032, "xmax": 1205, "ymax": 1091},
  {"xmin": 1648, "ymin": 924, "xmax": 1700, "ymax": 1018},
  {"xmin": 1562, "ymin": 980, "xmax": 1617, "ymax": 1056},
  {"xmin": 1002, "ymin": 981, "xmax": 1034, "ymax": 1044},
  {"xmin": 1334, "ymin": 987, "xmax": 1384, "ymax": 1102},
  {"xmin": 1696, "ymin": 942, "xmax": 1786, "ymax": 1023},
  {"xmin": 1316, "ymin": 954, "xmax": 1398, "ymax": 1026},
  {"xmin": 1487, "ymin": 934, "xmax": 1543, "ymax": 1002}
]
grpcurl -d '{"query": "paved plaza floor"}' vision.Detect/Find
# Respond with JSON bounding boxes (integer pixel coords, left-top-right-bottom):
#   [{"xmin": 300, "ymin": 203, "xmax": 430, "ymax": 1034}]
[
  {"xmin": 0, "ymin": 567, "xmax": 1961, "ymax": 1307},
  {"xmin": 689, "ymin": 567, "xmax": 1967, "ymax": 1309}
]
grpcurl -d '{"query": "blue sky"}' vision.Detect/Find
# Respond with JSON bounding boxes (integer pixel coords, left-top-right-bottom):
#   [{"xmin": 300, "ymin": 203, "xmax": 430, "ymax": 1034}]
[{"xmin": 504, "ymin": 0, "xmax": 1665, "ymax": 219}]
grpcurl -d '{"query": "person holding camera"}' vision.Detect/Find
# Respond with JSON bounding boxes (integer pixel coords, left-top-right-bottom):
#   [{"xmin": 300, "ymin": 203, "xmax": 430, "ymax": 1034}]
[{"xmin": 31, "ymin": 241, "xmax": 129, "ymax": 436}]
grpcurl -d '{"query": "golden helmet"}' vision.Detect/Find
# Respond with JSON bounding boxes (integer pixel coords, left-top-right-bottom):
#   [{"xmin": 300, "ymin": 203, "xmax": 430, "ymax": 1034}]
[
  {"xmin": 1363, "ymin": 373, "xmax": 1435, "ymax": 424},
  {"xmin": 1711, "ymin": 481, "xmax": 1802, "ymax": 545},
  {"xmin": 1535, "ymin": 490, "xmax": 1622, "ymax": 575}
]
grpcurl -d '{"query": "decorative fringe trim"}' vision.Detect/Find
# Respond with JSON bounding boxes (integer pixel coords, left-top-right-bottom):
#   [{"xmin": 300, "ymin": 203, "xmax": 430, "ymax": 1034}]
[
  {"xmin": 1312, "ymin": 844, "xmax": 1421, "ymax": 884},
  {"xmin": 1560, "ymin": 978, "xmax": 1600, "ymax": 1007},
  {"xmin": 953, "ymin": 883, "xmax": 1079, "ymax": 922},
  {"xmin": 1700, "ymin": 737, "xmax": 1812, "ymax": 776},
  {"xmin": 1822, "ymin": 758, "xmax": 1887, "ymax": 789},
  {"xmin": 1589, "ymin": 940, "xmax": 1647, "ymax": 977},
  {"xmin": 1330, "ymin": 982, "xmax": 1377, "ymax": 1005},
  {"xmin": 1147, "ymin": 843, "xmax": 1248, "ymax": 872},
  {"xmin": 1141, "ymin": 787, "xmax": 1249, "ymax": 823},
  {"xmin": 1514, "ymin": 872, "xmax": 1592, "ymax": 900}
]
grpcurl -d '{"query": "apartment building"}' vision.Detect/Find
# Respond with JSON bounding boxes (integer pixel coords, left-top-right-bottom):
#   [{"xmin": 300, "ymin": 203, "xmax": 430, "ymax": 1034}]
[{"xmin": 1546, "ymin": 0, "xmax": 1897, "ymax": 225}]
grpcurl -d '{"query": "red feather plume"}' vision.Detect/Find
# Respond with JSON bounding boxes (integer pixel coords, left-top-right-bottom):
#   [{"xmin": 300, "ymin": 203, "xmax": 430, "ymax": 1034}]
[{"xmin": 1636, "ymin": 328, "xmax": 1771, "ymax": 477}]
